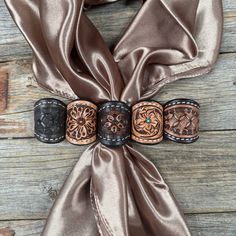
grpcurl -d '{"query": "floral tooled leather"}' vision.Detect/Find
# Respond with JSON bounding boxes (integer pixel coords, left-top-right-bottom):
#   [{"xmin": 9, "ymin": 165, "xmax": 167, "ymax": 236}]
[
  {"xmin": 132, "ymin": 101, "xmax": 163, "ymax": 144},
  {"xmin": 66, "ymin": 100, "xmax": 97, "ymax": 145},
  {"xmin": 97, "ymin": 102, "xmax": 131, "ymax": 147},
  {"xmin": 104, "ymin": 113, "xmax": 125, "ymax": 134},
  {"xmin": 164, "ymin": 99, "xmax": 200, "ymax": 143},
  {"xmin": 34, "ymin": 98, "xmax": 66, "ymax": 143}
]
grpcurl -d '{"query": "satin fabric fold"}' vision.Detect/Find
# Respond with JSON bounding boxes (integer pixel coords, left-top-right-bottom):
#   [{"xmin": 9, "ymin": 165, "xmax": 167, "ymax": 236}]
[
  {"xmin": 42, "ymin": 143, "xmax": 190, "ymax": 236},
  {"xmin": 5, "ymin": 0, "xmax": 223, "ymax": 235}
]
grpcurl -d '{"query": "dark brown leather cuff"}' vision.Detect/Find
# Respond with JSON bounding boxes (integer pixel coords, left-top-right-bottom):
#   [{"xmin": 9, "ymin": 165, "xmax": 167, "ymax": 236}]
[
  {"xmin": 34, "ymin": 98, "xmax": 66, "ymax": 143},
  {"xmin": 131, "ymin": 101, "xmax": 163, "ymax": 144},
  {"xmin": 97, "ymin": 101, "xmax": 131, "ymax": 147},
  {"xmin": 66, "ymin": 100, "xmax": 97, "ymax": 145},
  {"xmin": 164, "ymin": 99, "xmax": 200, "ymax": 144}
]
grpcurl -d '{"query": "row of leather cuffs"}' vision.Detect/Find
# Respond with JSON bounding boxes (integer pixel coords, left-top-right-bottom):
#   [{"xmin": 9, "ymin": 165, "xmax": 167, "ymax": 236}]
[{"xmin": 34, "ymin": 98, "xmax": 200, "ymax": 147}]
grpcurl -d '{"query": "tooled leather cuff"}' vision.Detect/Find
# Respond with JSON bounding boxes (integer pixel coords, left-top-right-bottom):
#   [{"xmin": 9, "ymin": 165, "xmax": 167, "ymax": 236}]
[
  {"xmin": 66, "ymin": 100, "xmax": 97, "ymax": 145},
  {"xmin": 131, "ymin": 101, "xmax": 163, "ymax": 144},
  {"xmin": 97, "ymin": 101, "xmax": 131, "ymax": 147},
  {"xmin": 34, "ymin": 98, "xmax": 67, "ymax": 143},
  {"xmin": 164, "ymin": 99, "xmax": 200, "ymax": 144},
  {"xmin": 34, "ymin": 98, "xmax": 200, "ymax": 146}
]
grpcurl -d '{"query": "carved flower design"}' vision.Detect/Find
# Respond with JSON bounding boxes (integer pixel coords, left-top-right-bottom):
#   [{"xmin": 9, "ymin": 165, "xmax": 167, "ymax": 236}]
[
  {"xmin": 104, "ymin": 113, "xmax": 125, "ymax": 134},
  {"xmin": 67, "ymin": 105, "xmax": 96, "ymax": 140},
  {"xmin": 135, "ymin": 108, "xmax": 161, "ymax": 135}
]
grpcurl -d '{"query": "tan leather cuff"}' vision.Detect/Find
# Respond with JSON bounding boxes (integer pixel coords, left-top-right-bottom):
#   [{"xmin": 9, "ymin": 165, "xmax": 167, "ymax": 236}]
[
  {"xmin": 66, "ymin": 100, "xmax": 97, "ymax": 145},
  {"xmin": 131, "ymin": 101, "xmax": 163, "ymax": 144}
]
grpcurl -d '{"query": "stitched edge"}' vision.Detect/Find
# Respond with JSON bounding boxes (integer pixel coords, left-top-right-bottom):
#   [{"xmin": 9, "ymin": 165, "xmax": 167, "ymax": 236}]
[
  {"xmin": 164, "ymin": 132, "xmax": 199, "ymax": 142},
  {"xmin": 34, "ymin": 133, "xmax": 65, "ymax": 142},
  {"xmin": 92, "ymin": 190, "xmax": 114, "ymax": 236},
  {"xmin": 90, "ymin": 182, "xmax": 104, "ymax": 236},
  {"xmin": 132, "ymin": 101, "xmax": 163, "ymax": 112},
  {"xmin": 98, "ymin": 104, "xmax": 130, "ymax": 113},
  {"xmin": 34, "ymin": 101, "xmax": 66, "ymax": 109},
  {"xmin": 97, "ymin": 134, "xmax": 130, "ymax": 142},
  {"xmin": 131, "ymin": 135, "xmax": 163, "ymax": 144},
  {"xmin": 67, "ymin": 100, "xmax": 97, "ymax": 110},
  {"xmin": 165, "ymin": 101, "xmax": 200, "ymax": 109},
  {"xmin": 66, "ymin": 134, "xmax": 96, "ymax": 145}
]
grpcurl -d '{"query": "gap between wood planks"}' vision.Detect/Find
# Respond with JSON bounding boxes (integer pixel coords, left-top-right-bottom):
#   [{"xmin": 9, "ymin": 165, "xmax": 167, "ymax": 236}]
[
  {"xmin": 0, "ymin": 210, "xmax": 235, "ymax": 222},
  {"xmin": 0, "ymin": 129, "xmax": 235, "ymax": 141}
]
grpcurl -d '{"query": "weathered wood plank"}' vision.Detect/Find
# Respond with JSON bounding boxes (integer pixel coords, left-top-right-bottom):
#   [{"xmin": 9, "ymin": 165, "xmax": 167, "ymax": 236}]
[
  {"xmin": 223, "ymin": 14, "xmax": 236, "ymax": 53},
  {"xmin": 0, "ymin": 0, "xmax": 236, "ymax": 62},
  {"xmin": 0, "ymin": 221, "xmax": 44, "ymax": 236},
  {"xmin": 0, "ymin": 227, "xmax": 14, "ymax": 236},
  {"xmin": 0, "ymin": 52, "xmax": 236, "ymax": 138},
  {"xmin": 0, "ymin": 131, "xmax": 235, "ymax": 219},
  {"xmin": 223, "ymin": 0, "xmax": 236, "ymax": 11},
  {"xmin": 0, "ymin": 0, "xmax": 235, "ymax": 234},
  {"xmin": 187, "ymin": 212, "xmax": 236, "ymax": 236},
  {"xmin": 0, "ymin": 71, "xmax": 8, "ymax": 112},
  {"xmin": 0, "ymin": 212, "xmax": 236, "ymax": 236}
]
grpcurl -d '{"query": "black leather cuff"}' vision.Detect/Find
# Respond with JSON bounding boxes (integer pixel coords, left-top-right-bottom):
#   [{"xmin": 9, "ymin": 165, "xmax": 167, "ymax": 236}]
[
  {"xmin": 97, "ymin": 101, "xmax": 131, "ymax": 147},
  {"xmin": 34, "ymin": 98, "xmax": 66, "ymax": 143}
]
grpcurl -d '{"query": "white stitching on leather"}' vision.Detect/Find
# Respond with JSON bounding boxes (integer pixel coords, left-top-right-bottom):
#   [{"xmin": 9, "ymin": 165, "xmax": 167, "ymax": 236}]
[
  {"xmin": 34, "ymin": 101, "xmax": 66, "ymax": 109},
  {"xmin": 164, "ymin": 132, "xmax": 199, "ymax": 141},
  {"xmin": 98, "ymin": 105, "xmax": 130, "ymax": 113},
  {"xmin": 34, "ymin": 133, "xmax": 64, "ymax": 141},
  {"xmin": 165, "ymin": 101, "xmax": 199, "ymax": 109},
  {"xmin": 97, "ymin": 134, "xmax": 130, "ymax": 142}
]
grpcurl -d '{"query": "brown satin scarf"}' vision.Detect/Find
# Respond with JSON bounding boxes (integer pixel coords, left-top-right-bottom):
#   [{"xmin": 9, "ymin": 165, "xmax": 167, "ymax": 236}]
[{"xmin": 5, "ymin": 0, "xmax": 223, "ymax": 235}]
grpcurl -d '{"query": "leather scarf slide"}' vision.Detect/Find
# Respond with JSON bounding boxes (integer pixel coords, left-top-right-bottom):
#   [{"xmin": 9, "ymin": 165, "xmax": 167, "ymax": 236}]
[{"xmin": 5, "ymin": 0, "xmax": 223, "ymax": 235}]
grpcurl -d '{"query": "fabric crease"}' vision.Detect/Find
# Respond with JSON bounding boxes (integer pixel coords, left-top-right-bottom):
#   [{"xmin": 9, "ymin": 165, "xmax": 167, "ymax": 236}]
[{"xmin": 5, "ymin": 0, "xmax": 223, "ymax": 235}]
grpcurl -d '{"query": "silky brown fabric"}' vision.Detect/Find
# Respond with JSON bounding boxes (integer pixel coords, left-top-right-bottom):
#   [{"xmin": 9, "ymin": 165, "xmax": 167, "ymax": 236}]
[{"xmin": 5, "ymin": 0, "xmax": 223, "ymax": 235}]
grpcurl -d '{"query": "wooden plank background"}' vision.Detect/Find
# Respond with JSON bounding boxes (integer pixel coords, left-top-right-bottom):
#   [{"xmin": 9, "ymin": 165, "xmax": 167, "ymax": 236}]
[{"xmin": 0, "ymin": 0, "xmax": 236, "ymax": 235}]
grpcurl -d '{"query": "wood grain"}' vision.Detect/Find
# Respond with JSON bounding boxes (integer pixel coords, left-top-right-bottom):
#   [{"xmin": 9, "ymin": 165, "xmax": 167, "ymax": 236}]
[
  {"xmin": 0, "ymin": 0, "xmax": 236, "ymax": 235},
  {"xmin": 0, "ymin": 72, "xmax": 8, "ymax": 112},
  {"xmin": 0, "ymin": 228, "xmax": 15, "ymax": 236},
  {"xmin": 0, "ymin": 221, "xmax": 44, "ymax": 236},
  {"xmin": 0, "ymin": 131, "xmax": 235, "ymax": 220},
  {"xmin": 0, "ymin": 212, "xmax": 236, "ymax": 236},
  {"xmin": 0, "ymin": 0, "xmax": 236, "ymax": 62}
]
